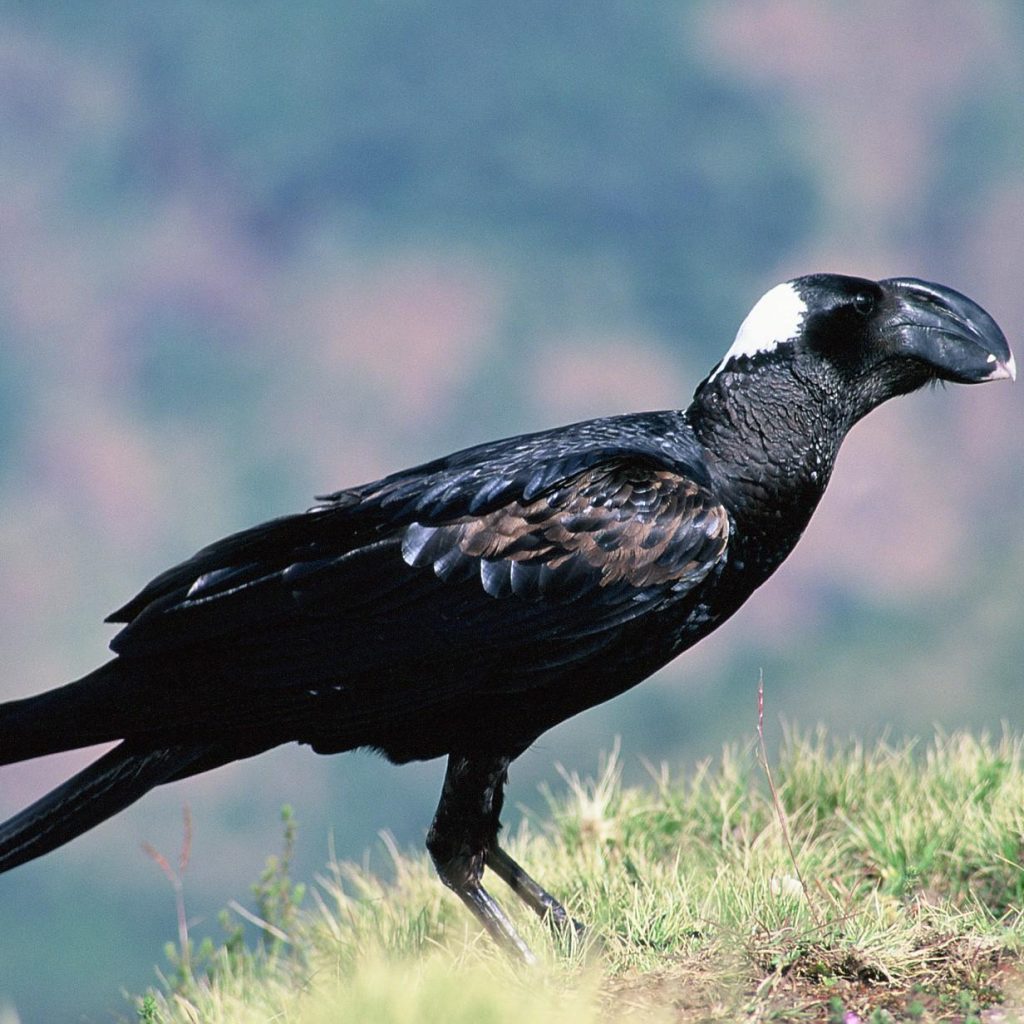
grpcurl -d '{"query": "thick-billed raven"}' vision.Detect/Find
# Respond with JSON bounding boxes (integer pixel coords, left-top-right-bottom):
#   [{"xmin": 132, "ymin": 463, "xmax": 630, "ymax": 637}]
[{"xmin": 0, "ymin": 274, "xmax": 1014, "ymax": 959}]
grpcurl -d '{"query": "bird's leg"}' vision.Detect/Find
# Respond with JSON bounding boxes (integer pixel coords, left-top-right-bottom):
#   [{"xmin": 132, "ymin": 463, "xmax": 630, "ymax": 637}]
[
  {"xmin": 485, "ymin": 845, "xmax": 585, "ymax": 938},
  {"xmin": 426, "ymin": 753, "xmax": 537, "ymax": 963}
]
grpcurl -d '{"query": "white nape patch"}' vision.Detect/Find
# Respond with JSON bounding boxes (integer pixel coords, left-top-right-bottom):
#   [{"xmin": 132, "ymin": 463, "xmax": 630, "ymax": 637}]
[{"xmin": 706, "ymin": 281, "xmax": 808, "ymax": 384}]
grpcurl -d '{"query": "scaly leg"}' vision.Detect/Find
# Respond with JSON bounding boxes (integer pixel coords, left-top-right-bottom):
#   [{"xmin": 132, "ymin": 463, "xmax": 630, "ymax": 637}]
[{"xmin": 429, "ymin": 751, "xmax": 586, "ymax": 962}]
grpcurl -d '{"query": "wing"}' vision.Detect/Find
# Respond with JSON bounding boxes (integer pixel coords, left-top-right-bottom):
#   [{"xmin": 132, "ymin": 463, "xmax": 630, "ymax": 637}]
[
  {"xmin": 107, "ymin": 411, "xmax": 707, "ymax": 626},
  {"xmin": 106, "ymin": 413, "xmax": 728, "ymax": 664}
]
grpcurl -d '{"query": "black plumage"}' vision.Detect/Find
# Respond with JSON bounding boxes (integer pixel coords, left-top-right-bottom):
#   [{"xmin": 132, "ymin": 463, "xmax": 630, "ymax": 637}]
[{"xmin": 0, "ymin": 274, "xmax": 1014, "ymax": 959}]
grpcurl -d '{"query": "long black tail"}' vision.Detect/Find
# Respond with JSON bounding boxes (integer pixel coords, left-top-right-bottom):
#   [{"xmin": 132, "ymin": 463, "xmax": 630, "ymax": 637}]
[
  {"xmin": 0, "ymin": 659, "xmax": 135, "ymax": 766},
  {"xmin": 0, "ymin": 742, "xmax": 218, "ymax": 873}
]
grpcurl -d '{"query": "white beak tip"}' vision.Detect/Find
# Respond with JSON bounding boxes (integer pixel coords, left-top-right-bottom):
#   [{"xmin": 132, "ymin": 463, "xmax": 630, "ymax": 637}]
[{"xmin": 987, "ymin": 351, "xmax": 1016, "ymax": 382}]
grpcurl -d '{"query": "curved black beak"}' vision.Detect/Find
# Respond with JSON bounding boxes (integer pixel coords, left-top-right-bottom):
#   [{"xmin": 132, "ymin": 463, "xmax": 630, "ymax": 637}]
[{"xmin": 882, "ymin": 278, "xmax": 1016, "ymax": 384}]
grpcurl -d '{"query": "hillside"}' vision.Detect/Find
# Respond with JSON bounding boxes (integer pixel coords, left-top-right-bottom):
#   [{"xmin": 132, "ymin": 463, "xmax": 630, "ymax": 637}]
[{"xmin": 131, "ymin": 729, "xmax": 1024, "ymax": 1024}]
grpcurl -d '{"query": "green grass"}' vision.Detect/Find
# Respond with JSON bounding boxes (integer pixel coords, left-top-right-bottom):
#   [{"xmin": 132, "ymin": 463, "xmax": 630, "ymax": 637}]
[{"xmin": 134, "ymin": 729, "xmax": 1024, "ymax": 1023}]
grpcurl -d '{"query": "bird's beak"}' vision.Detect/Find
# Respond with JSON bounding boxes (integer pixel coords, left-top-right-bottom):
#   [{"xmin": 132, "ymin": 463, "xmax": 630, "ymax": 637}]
[{"xmin": 881, "ymin": 278, "xmax": 1016, "ymax": 385}]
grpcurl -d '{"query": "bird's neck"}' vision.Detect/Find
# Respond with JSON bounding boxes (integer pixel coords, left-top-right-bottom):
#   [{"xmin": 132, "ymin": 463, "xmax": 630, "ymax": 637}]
[{"xmin": 685, "ymin": 367, "xmax": 851, "ymax": 572}]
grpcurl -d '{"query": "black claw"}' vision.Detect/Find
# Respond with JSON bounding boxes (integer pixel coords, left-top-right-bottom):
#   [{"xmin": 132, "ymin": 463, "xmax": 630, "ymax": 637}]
[
  {"xmin": 485, "ymin": 844, "xmax": 587, "ymax": 940},
  {"xmin": 455, "ymin": 879, "xmax": 537, "ymax": 964}
]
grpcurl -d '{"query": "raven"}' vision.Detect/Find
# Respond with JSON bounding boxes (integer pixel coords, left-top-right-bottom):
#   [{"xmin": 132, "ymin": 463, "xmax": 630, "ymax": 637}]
[{"xmin": 0, "ymin": 274, "xmax": 1014, "ymax": 960}]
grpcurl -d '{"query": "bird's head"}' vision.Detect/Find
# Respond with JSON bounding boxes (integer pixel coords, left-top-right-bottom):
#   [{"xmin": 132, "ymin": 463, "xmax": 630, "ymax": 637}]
[{"xmin": 701, "ymin": 273, "xmax": 1014, "ymax": 422}]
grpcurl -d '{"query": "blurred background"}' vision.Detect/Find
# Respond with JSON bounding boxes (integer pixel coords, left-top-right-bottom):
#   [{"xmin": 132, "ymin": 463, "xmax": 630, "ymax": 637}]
[{"xmin": 1, "ymin": 2, "xmax": 1022, "ymax": 1019}]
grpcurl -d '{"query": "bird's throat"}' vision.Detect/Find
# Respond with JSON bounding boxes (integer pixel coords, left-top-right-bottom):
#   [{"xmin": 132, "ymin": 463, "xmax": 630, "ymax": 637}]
[{"xmin": 686, "ymin": 370, "xmax": 848, "ymax": 569}]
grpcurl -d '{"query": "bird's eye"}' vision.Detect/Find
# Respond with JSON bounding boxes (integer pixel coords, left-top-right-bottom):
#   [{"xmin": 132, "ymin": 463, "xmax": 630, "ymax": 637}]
[{"xmin": 852, "ymin": 291, "xmax": 876, "ymax": 316}]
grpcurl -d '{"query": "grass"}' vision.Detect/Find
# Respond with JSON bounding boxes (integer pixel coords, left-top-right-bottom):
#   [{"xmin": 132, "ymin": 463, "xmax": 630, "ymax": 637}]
[{"xmin": 132, "ymin": 728, "xmax": 1024, "ymax": 1023}]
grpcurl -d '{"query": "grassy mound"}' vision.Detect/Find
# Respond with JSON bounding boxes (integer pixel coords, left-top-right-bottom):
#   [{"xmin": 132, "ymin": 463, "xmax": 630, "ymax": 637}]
[{"xmin": 135, "ymin": 729, "xmax": 1024, "ymax": 1023}]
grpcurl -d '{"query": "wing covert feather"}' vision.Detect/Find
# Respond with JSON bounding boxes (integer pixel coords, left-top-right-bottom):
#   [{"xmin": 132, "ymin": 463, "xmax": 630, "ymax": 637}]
[{"xmin": 400, "ymin": 461, "xmax": 728, "ymax": 603}]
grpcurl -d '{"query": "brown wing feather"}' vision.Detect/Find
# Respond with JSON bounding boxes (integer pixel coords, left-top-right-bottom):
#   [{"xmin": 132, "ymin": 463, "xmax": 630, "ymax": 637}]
[{"xmin": 401, "ymin": 461, "xmax": 729, "ymax": 600}]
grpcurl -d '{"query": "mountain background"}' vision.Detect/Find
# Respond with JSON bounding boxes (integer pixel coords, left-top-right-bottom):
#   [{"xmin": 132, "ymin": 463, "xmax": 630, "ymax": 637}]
[{"xmin": 1, "ymin": 3, "xmax": 1022, "ymax": 1020}]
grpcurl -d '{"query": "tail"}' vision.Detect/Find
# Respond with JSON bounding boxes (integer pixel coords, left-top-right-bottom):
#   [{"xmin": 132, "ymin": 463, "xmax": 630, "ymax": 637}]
[
  {"xmin": 1, "ymin": 659, "xmax": 142, "ymax": 766},
  {"xmin": 0, "ymin": 741, "xmax": 219, "ymax": 873}
]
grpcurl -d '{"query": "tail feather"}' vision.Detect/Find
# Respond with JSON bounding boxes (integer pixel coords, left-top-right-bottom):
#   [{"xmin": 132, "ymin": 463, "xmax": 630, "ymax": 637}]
[
  {"xmin": 0, "ymin": 742, "xmax": 216, "ymax": 873},
  {"xmin": 0, "ymin": 660, "xmax": 133, "ymax": 765}
]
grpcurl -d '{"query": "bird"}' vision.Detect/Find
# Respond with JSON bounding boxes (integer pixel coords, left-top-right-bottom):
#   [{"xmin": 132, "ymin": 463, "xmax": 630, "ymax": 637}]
[{"xmin": 0, "ymin": 274, "xmax": 1014, "ymax": 961}]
